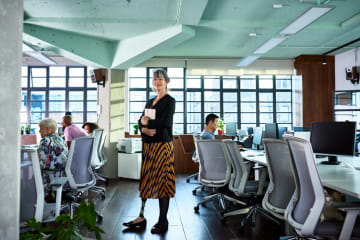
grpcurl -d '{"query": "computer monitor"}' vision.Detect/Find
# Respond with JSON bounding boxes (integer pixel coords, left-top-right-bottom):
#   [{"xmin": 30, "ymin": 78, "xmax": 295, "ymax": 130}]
[
  {"xmin": 310, "ymin": 121, "xmax": 356, "ymax": 165},
  {"xmin": 252, "ymin": 127, "xmax": 263, "ymax": 149},
  {"xmin": 58, "ymin": 126, "xmax": 64, "ymax": 136},
  {"xmin": 265, "ymin": 123, "xmax": 279, "ymax": 139},
  {"xmin": 247, "ymin": 127, "xmax": 254, "ymax": 135},
  {"xmin": 278, "ymin": 127, "xmax": 288, "ymax": 140},
  {"xmin": 225, "ymin": 122, "xmax": 237, "ymax": 136},
  {"xmin": 293, "ymin": 126, "xmax": 311, "ymax": 132}
]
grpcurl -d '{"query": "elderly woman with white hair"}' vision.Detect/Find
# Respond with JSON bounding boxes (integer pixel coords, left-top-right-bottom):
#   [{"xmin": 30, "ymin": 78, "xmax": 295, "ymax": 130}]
[{"xmin": 38, "ymin": 118, "xmax": 68, "ymax": 173}]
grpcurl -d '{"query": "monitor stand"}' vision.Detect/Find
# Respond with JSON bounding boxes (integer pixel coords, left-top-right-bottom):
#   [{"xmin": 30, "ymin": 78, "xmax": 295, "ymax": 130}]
[{"xmin": 320, "ymin": 155, "xmax": 341, "ymax": 165}]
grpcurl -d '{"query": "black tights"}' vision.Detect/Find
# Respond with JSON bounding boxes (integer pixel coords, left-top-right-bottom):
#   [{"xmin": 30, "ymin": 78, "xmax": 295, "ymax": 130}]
[
  {"xmin": 138, "ymin": 197, "xmax": 169, "ymax": 224},
  {"xmin": 158, "ymin": 197, "xmax": 170, "ymax": 224}
]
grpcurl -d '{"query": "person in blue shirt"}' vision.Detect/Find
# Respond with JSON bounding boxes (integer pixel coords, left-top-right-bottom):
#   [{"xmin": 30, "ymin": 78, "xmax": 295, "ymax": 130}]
[{"xmin": 200, "ymin": 114, "xmax": 219, "ymax": 140}]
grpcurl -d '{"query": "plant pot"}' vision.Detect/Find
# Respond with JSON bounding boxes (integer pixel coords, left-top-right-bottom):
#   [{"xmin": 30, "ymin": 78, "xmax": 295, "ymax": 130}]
[
  {"xmin": 25, "ymin": 130, "xmax": 31, "ymax": 135},
  {"xmin": 218, "ymin": 129, "xmax": 223, "ymax": 135},
  {"xmin": 134, "ymin": 130, "xmax": 138, "ymax": 135}
]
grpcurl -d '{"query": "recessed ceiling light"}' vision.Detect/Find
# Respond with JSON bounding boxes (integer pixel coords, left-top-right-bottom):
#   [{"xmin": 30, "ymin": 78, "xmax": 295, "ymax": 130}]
[
  {"xmin": 273, "ymin": 4, "xmax": 283, "ymax": 8},
  {"xmin": 249, "ymin": 33, "xmax": 257, "ymax": 37}
]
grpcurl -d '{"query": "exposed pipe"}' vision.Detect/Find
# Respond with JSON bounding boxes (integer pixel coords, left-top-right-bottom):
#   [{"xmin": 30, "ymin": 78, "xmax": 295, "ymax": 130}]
[{"xmin": 322, "ymin": 37, "xmax": 360, "ymax": 56}]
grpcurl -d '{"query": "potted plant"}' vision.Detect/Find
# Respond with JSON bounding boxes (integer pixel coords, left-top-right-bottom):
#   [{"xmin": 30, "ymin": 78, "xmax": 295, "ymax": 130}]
[
  {"xmin": 21, "ymin": 126, "xmax": 25, "ymax": 135},
  {"xmin": 133, "ymin": 123, "xmax": 139, "ymax": 135},
  {"xmin": 20, "ymin": 201, "xmax": 104, "ymax": 240},
  {"xmin": 217, "ymin": 118, "xmax": 224, "ymax": 135},
  {"xmin": 25, "ymin": 125, "xmax": 31, "ymax": 135}
]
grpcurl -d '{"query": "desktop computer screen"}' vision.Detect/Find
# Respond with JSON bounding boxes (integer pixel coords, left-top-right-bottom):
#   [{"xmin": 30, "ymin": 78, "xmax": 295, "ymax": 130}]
[
  {"xmin": 265, "ymin": 123, "xmax": 279, "ymax": 139},
  {"xmin": 225, "ymin": 122, "xmax": 237, "ymax": 136},
  {"xmin": 310, "ymin": 121, "xmax": 356, "ymax": 165},
  {"xmin": 253, "ymin": 127, "xmax": 263, "ymax": 147},
  {"xmin": 278, "ymin": 127, "xmax": 288, "ymax": 140}
]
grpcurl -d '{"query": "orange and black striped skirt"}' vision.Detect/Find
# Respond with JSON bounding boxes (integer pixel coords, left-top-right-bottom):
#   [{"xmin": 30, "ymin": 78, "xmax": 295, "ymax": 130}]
[{"xmin": 139, "ymin": 141, "xmax": 176, "ymax": 199}]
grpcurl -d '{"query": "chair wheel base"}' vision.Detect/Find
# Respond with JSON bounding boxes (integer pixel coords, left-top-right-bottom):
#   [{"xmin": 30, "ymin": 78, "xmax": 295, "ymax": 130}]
[
  {"xmin": 192, "ymin": 190, "xmax": 196, "ymax": 195},
  {"xmin": 97, "ymin": 214, "xmax": 103, "ymax": 223},
  {"xmin": 195, "ymin": 176, "xmax": 198, "ymax": 180},
  {"xmin": 186, "ymin": 179, "xmax": 190, "ymax": 183},
  {"xmin": 194, "ymin": 206, "xmax": 199, "ymax": 213},
  {"xmin": 101, "ymin": 194, "xmax": 106, "ymax": 200}
]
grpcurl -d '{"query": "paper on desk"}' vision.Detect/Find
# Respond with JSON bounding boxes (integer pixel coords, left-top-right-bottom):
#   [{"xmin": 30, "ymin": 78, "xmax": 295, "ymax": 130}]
[{"xmin": 145, "ymin": 108, "xmax": 156, "ymax": 120}]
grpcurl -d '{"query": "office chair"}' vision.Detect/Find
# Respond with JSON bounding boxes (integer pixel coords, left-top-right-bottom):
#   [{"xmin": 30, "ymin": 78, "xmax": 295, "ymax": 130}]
[
  {"xmin": 64, "ymin": 136, "xmax": 102, "ymax": 221},
  {"xmin": 20, "ymin": 148, "xmax": 67, "ymax": 225},
  {"xmin": 193, "ymin": 140, "xmax": 246, "ymax": 219},
  {"xmin": 259, "ymin": 138, "xmax": 297, "ymax": 237},
  {"xmin": 95, "ymin": 132, "xmax": 109, "ymax": 185},
  {"xmin": 262, "ymin": 139, "xmax": 295, "ymax": 220},
  {"xmin": 186, "ymin": 134, "xmax": 200, "ymax": 183},
  {"xmin": 222, "ymin": 141, "xmax": 268, "ymax": 222},
  {"xmin": 284, "ymin": 136, "xmax": 360, "ymax": 240},
  {"xmin": 89, "ymin": 128, "xmax": 106, "ymax": 200}
]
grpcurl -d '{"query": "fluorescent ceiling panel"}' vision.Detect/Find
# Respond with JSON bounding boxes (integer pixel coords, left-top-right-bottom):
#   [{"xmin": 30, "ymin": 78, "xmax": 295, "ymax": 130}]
[
  {"xmin": 23, "ymin": 42, "xmax": 56, "ymax": 65},
  {"xmin": 253, "ymin": 37, "xmax": 287, "ymax": 54},
  {"xmin": 280, "ymin": 6, "xmax": 334, "ymax": 35},
  {"xmin": 236, "ymin": 55, "xmax": 260, "ymax": 67}
]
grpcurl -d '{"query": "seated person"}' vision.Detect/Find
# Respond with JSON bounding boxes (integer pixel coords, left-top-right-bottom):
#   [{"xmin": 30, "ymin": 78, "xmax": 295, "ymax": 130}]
[
  {"xmin": 200, "ymin": 114, "xmax": 219, "ymax": 140},
  {"xmin": 82, "ymin": 122, "xmax": 99, "ymax": 135},
  {"xmin": 61, "ymin": 115, "xmax": 87, "ymax": 149},
  {"xmin": 38, "ymin": 118, "xmax": 68, "ymax": 181}
]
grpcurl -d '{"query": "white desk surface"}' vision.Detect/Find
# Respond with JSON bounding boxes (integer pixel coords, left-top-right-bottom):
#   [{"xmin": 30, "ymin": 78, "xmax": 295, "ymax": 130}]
[{"xmin": 241, "ymin": 149, "xmax": 360, "ymax": 199}]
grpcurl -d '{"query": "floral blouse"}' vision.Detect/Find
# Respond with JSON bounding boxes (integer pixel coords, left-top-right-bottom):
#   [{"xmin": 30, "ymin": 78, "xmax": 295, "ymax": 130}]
[{"xmin": 38, "ymin": 133, "xmax": 68, "ymax": 170}]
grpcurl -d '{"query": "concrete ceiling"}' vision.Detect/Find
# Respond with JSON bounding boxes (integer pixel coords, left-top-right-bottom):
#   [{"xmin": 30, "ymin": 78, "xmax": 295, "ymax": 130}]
[{"xmin": 23, "ymin": 0, "xmax": 360, "ymax": 69}]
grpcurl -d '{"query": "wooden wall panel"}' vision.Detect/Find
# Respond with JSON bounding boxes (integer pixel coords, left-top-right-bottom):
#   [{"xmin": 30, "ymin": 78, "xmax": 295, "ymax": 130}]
[{"xmin": 294, "ymin": 55, "xmax": 335, "ymax": 127}]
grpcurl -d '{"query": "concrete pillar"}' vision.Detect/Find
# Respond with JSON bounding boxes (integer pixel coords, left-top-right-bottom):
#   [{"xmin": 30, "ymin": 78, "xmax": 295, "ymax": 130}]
[
  {"xmin": 0, "ymin": 0, "xmax": 23, "ymax": 239},
  {"xmin": 98, "ymin": 69, "xmax": 126, "ymax": 178}
]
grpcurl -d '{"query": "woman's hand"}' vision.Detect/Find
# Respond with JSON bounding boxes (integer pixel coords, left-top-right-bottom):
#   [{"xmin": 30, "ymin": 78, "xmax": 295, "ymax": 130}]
[
  {"xmin": 142, "ymin": 128, "xmax": 156, "ymax": 136},
  {"xmin": 141, "ymin": 116, "xmax": 150, "ymax": 126}
]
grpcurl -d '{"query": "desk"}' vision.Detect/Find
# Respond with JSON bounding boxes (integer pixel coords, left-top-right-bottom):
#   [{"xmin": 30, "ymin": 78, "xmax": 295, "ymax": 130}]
[{"xmin": 241, "ymin": 150, "xmax": 360, "ymax": 199}]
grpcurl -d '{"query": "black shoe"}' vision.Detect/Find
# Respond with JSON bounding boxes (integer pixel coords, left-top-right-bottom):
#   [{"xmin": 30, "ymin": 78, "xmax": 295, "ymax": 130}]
[
  {"xmin": 151, "ymin": 221, "xmax": 168, "ymax": 234},
  {"xmin": 123, "ymin": 218, "xmax": 147, "ymax": 228}
]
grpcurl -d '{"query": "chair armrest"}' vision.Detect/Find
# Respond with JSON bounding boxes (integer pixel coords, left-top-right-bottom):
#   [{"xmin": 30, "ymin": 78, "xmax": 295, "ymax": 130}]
[
  {"xmin": 253, "ymin": 165, "xmax": 266, "ymax": 170},
  {"xmin": 331, "ymin": 202, "xmax": 360, "ymax": 211},
  {"xmin": 50, "ymin": 177, "xmax": 68, "ymax": 188}
]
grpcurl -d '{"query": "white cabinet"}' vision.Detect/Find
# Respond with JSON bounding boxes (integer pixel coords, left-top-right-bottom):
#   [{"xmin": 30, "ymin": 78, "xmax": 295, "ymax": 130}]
[{"xmin": 118, "ymin": 152, "xmax": 142, "ymax": 180}]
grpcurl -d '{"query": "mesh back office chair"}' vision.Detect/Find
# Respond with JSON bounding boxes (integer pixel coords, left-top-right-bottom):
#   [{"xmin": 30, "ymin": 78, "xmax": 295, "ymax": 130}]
[
  {"xmin": 193, "ymin": 140, "xmax": 246, "ymax": 219},
  {"xmin": 284, "ymin": 136, "xmax": 360, "ymax": 240},
  {"xmin": 186, "ymin": 134, "xmax": 200, "ymax": 183},
  {"xmin": 262, "ymin": 139, "xmax": 296, "ymax": 220},
  {"xmin": 20, "ymin": 148, "xmax": 67, "ymax": 225},
  {"xmin": 223, "ymin": 141, "xmax": 268, "ymax": 223},
  {"xmin": 96, "ymin": 132, "xmax": 109, "ymax": 185},
  {"xmin": 89, "ymin": 129, "xmax": 106, "ymax": 200},
  {"xmin": 64, "ymin": 136, "xmax": 102, "ymax": 220}
]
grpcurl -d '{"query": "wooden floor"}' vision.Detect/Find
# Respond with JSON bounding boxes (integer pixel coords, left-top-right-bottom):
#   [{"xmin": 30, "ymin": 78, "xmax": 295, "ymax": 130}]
[{"xmin": 88, "ymin": 175, "xmax": 284, "ymax": 240}]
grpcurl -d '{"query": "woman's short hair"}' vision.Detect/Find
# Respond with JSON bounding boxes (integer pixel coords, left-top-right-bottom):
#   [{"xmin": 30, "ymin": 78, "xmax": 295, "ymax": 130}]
[
  {"xmin": 82, "ymin": 122, "xmax": 99, "ymax": 133},
  {"xmin": 153, "ymin": 69, "xmax": 170, "ymax": 83},
  {"xmin": 39, "ymin": 118, "xmax": 58, "ymax": 133}
]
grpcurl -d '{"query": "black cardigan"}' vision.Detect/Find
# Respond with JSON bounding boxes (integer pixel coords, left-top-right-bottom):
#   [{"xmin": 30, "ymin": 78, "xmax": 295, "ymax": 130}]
[{"xmin": 138, "ymin": 94, "xmax": 175, "ymax": 143}]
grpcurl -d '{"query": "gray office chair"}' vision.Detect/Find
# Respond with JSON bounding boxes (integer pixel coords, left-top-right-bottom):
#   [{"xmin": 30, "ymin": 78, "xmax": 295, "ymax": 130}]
[
  {"xmin": 262, "ymin": 139, "xmax": 296, "ymax": 220},
  {"xmin": 20, "ymin": 148, "xmax": 67, "ymax": 225},
  {"xmin": 89, "ymin": 128, "xmax": 106, "ymax": 200},
  {"xmin": 186, "ymin": 134, "xmax": 200, "ymax": 183},
  {"xmin": 95, "ymin": 132, "xmax": 109, "ymax": 185},
  {"xmin": 222, "ymin": 141, "xmax": 268, "ymax": 222},
  {"xmin": 284, "ymin": 135, "xmax": 360, "ymax": 240},
  {"xmin": 193, "ymin": 140, "xmax": 246, "ymax": 219},
  {"xmin": 64, "ymin": 136, "xmax": 102, "ymax": 221}
]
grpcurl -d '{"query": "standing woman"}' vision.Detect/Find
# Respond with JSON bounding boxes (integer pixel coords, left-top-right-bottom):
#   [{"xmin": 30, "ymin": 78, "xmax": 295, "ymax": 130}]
[{"xmin": 123, "ymin": 69, "xmax": 176, "ymax": 234}]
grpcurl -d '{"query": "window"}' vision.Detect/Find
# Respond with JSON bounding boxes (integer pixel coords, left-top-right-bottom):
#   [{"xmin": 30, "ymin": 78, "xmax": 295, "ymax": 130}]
[
  {"xmin": 128, "ymin": 67, "xmax": 293, "ymax": 134},
  {"xmin": 21, "ymin": 66, "xmax": 97, "ymax": 129}
]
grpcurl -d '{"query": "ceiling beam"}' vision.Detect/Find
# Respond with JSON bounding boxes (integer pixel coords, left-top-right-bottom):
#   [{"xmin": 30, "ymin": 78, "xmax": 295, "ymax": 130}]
[
  {"xmin": 177, "ymin": 0, "xmax": 208, "ymax": 25},
  {"xmin": 111, "ymin": 24, "xmax": 195, "ymax": 69},
  {"xmin": 23, "ymin": 23, "xmax": 115, "ymax": 68}
]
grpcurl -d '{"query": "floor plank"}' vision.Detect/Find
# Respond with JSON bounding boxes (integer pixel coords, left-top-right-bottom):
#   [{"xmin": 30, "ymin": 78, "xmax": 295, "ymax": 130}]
[{"xmin": 87, "ymin": 174, "xmax": 283, "ymax": 240}]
